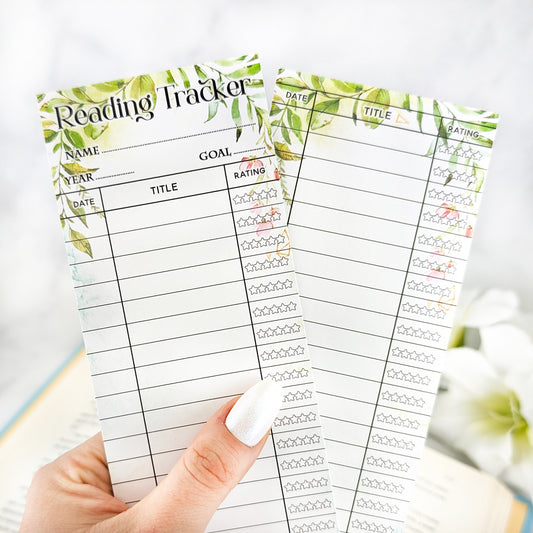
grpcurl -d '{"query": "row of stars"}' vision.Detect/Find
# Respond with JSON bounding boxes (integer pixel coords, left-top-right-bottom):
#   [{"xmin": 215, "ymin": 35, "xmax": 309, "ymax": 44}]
[
  {"xmin": 417, "ymin": 234, "xmax": 462, "ymax": 252},
  {"xmin": 387, "ymin": 368, "xmax": 431, "ymax": 386},
  {"xmin": 248, "ymin": 278, "xmax": 293, "ymax": 295},
  {"xmin": 280, "ymin": 454, "xmax": 325, "ymax": 471},
  {"xmin": 428, "ymin": 188, "xmax": 472, "ymax": 206},
  {"xmin": 277, "ymin": 433, "xmax": 321, "ymax": 449},
  {"xmin": 284, "ymin": 477, "xmax": 329, "ymax": 492},
  {"xmin": 376, "ymin": 412, "xmax": 421, "ymax": 430},
  {"xmin": 352, "ymin": 519, "xmax": 394, "ymax": 533},
  {"xmin": 382, "ymin": 390, "xmax": 426, "ymax": 408},
  {"xmin": 423, "ymin": 211, "xmax": 468, "ymax": 229},
  {"xmin": 397, "ymin": 324, "xmax": 441, "ymax": 342},
  {"xmin": 253, "ymin": 301, "xmax": 297, "ymax": 317},
  {"xmin": 284, "ymin": 389, "xmax": 313, "ymax": 402},
  {"xmin": 407, "ymin": 279, "xmax": 452, "ymax": 298},
  {"xmin": 412, "ymin": 257, "xmax": 456, "ymax": 275},
  {"xmin": 361, "ymin": 477, "xmax": 404, "ymax": 494},
  {"xmin": 438, "ymin": 144, "xmax": 482, "ymax": 160},
  {"xmin": 401, "ymin": 302, "xmax": 446, "ymax": 319},
  {"xmin": 391, "ymin": 346, "xmax": 437, "ymax": 365},
  {"xmin": 241, "ymin": 233, "xmax": 285, "ymax": 251},
  {"xmin": 357, "ymin": 498, "xmax": 399, "ymax": 515},
  {"xmin": 372, "ymin": 433, "xmax": 416, "ymax": 451},
  {"xmin": 233, "ymin": 188, "xmax": 277, "ymax": 204},
  {"xmin": 274, "ymin": 411, "xmax": 317, "ymax": 427},
  {"xmin": 266, "ymin": 367, "xmax": 309, "ymax": 382},
  {"xmin": 366, "ymin": 456, "xmax": 410, "ymax": 472},
  {"xmin": 244, "ymin": 256, "xmax": 289, "ymax": 273},
  {"xmin": 292, "ymin": 519, "xmax": 336, "ymax": 533},
  {"xmin": 256, "ymin": 322, "xmax": 301, "ymax": 339},
  {"xmin": 261, "ymin": 345, "xmax": 306, "ymax": 361},
  {"xmin": 433, "ymin": 166, "xmax": 475, "ymax": 183},
  {"xmin": 236, "ymin": 210, "xmax": 282, "ymax": 228},
  {"xmin": 288, "ymin": 498, "xmax": 332, "ymax": 514}
]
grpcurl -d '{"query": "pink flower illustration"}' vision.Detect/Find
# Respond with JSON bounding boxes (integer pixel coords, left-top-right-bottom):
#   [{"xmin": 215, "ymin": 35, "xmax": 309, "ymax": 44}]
[
  {"xmin": 239, "ymin": 157, "xmax": 264, "ymax": 171},
  {"xmin": 465, "ymin": 225, "xmax": 473, "ymax": 238},
  {"xmin": 436, "ymin": 202, "xmax": 460, "ymax": 220},
  {"xmin": 255, "ymin": 207, "xmax": 280, "ymax": 236},
  {"xmin": 274, "ymin": 168, "xmax": 280, "ymax": 180}
]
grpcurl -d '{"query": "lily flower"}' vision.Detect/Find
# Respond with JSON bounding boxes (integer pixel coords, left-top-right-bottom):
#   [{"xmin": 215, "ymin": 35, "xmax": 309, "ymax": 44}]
[{"xmin": 430, "ymin": 290, "xmax": 533, "ymax": 500}]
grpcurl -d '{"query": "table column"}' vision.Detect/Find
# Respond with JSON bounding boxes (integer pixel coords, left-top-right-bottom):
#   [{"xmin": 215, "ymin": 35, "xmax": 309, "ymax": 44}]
[{"xmin": 94, "ymin": 166, "xmax": 264, "ymax": 504}]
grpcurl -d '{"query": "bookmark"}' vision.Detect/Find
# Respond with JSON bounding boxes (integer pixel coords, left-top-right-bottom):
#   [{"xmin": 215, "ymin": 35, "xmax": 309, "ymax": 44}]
[
  {"xmin": 271, "ymin": 68, "xmax": 498, "ymax": 533},
  {"xmin": 37, "ymin": 56, "xmax": 337, "ymax": 532}
]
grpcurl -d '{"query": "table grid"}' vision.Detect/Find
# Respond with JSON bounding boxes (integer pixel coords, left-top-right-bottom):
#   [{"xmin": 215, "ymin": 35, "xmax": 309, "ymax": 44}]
[{"xmin": 272, "ymin": 71, "xmax": 497, "ymax": 533}]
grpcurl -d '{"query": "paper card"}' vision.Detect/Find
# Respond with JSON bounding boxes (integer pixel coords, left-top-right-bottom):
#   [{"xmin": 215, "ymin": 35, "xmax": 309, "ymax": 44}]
[
  {"xmin": 37, "ymin": 55, "xmax": 337, "ymax": 532},
  {"xmin": 271, "ymin": 69, "xmax": 498, "ymax": 533}
]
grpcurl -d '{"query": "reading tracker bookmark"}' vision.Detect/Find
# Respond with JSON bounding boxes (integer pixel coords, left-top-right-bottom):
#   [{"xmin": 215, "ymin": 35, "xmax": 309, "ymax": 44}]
[
  {"xmin": 37, "ymin": 56, "xmax": 338, "ymax": 533},
  {"xmin": 271, "ymin": 69, "xmax": 498, "ymax": 533}
]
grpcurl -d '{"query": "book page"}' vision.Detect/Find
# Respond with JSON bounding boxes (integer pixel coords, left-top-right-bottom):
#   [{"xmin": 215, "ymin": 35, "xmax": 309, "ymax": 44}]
[
  {"xmin": 271, "ymin": 69, "xmax": 498, "ymax": 532},
  {"xmin": 37, "ymin": 56, "xmax": 337, "ymax": 532},
  {"xmin": 0, "ymin": 351, "xmax": 100, "ymax": 532},
  {"xmin": 404, "ymin": 447, "xmax": 513, "ymax": 533}
]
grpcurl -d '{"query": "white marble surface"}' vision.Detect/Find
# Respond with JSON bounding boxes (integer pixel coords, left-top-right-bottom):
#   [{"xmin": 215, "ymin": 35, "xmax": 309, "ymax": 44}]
[{"xmin": 1, "ymin": 0, "xmax": 532, "ymax": 430}]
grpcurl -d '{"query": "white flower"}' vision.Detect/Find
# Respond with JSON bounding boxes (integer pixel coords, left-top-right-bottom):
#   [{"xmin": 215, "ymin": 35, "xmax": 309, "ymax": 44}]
[
  {"xmin": 448, "ymin": 288, "xmax": 519, "ymax": 348},
  {"xmin": 431, "ymin": 290, "xmax": 533, "ymax": 500}
]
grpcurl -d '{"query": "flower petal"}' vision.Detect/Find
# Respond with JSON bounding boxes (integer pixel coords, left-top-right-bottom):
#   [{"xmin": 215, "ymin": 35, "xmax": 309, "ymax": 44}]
[
  {"xmin": 480, "ymin": 323, "xmax": 533, "ymax": 375},
  {"xmin": 442, "ymin": 347, "xmax": 505, "ymax": 397},
  {"xmin": 458, "ymin": 431, "xmax": 514, "ymax": 476},
  {"xmin": 463, "ymin": 289, "xmax": 519, "ymax": 327}
]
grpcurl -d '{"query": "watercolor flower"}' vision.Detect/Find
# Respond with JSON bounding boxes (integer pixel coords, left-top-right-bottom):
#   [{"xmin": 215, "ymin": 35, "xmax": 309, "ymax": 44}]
[
  {"xmin": 431, "ymin": 319, "xmax": 533, "ymax": 501},
  {"xmin": 465, "ymin": 225, "xmax": 474, "ymax": 238},
  {"xmin": 448, "ymin": 289, "xmax": 519, "ymax": 348},
  {"xmin": 436, "ymin": 202, "xmax": 460, "ymax": 220},
  {"xmin": 239, "ymin": 157, "xmax": 264, "ymax": 170},
  {"xmin": 274, "ymin": 168, "xmax": 280, "ymax": 180}
]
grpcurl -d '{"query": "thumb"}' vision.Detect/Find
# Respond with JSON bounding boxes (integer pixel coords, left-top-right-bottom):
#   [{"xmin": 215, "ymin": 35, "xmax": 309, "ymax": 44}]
[{"xmin": 123, "ymin": 379, "xmax": 283, "ymax": 533}]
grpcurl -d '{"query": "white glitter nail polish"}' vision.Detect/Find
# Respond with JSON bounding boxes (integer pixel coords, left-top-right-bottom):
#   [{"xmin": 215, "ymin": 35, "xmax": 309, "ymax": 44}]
[{"xmin": 225, "ymin": 379, "xmax": 283, "ymax": 447}]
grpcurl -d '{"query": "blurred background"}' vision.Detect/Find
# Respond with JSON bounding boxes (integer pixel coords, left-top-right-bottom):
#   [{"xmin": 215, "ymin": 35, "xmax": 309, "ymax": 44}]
[{"xmin": 1, "ymin": 0, "xmax": 532, "ymax": 506}]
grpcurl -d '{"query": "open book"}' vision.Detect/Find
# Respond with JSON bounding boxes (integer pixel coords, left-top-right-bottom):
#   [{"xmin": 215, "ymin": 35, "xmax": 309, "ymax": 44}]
[{"xmin": 0, "ymin": 349, "xmax": 530, "ymax": 532}]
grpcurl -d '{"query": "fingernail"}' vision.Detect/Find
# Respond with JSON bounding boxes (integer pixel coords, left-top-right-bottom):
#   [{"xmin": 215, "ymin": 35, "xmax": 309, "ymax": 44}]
[{"xmin": 225, "ymin": 379, "xmax": 283, "ymax": 447}]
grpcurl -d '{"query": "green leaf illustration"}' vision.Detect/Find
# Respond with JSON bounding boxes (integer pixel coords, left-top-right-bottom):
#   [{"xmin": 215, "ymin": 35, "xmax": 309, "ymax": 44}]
[
  {"xmin": 62, "ymin": 162, "xmax": 97, "ymax": 175},
  {"xmin": 84, "ymin": 122, "xmax": 108, "ymax": 140},
  {"xmin": 277, "ymin": 77, "xmax": 307, "ymax": 90},
  {"xmin": 93, "ymin": 80, "xmax": 125, "ymax": 93},
  {"xmin": 310, "ymin": 99, "xmax": 340, "ymax": 130},
  {"xmin": 129, "ymin": 75, "xmax": 156, "ymax": 102},
  {"xmin": 69, "ymin": 226, "xmax": 93, "ymax": 258},
  {"xmin": 275, "ymin": 142, "xmax": 301, "ymax": 161},
  {"xmin": 206, "ymin": 100, "xmax": 219, "ymax": 122},
  {"xmin": 227, "ymin": 63, "xmax": 261, "ymax": 79},
  {"xmin": 332, "ymin": 79, "xmax": 363, "ymax": 94},
  {"xmin": 194, "ymin": 65, "xmax": 208, "ymax": 80},
  {"xmin": 43, "ymin": 129, "xmax": 58, "ymax": 143},
  {"xmin": 177, "ymin": 67, "xmax": 191, "ymax": 88},
  {"xmin": 64, "ymin": 129, "xmax": 85, "ymax": 149}
]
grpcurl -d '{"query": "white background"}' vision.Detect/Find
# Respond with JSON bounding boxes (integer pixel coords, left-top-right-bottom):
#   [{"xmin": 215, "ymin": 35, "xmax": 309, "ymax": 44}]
[{"xmin": 0, "ymin": 0, "xmax": 531, "ymax": 430}]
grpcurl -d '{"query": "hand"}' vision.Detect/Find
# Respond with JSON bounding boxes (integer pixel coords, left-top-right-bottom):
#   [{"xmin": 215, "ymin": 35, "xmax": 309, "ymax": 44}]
[{"xmin": 20, "ymin": 380, "xmax": 283, "ymax": 533}]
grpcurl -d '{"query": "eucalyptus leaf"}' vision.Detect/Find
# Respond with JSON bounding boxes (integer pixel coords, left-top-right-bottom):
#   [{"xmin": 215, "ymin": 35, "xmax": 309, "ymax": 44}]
[
  {"xmin": 227, "ymin": 63, "xmax": 261, "ymax": 79},
  {"xmin": 62, "ymin": 162, "xmax": 96, "ymax": 175},
  {"xmin": 69, "ymin": 226, "xmax": 93, "ymax": 258},
  {"xmin": 231, "ymin": 98, "xmax": 242, "ymax": 127},
  {"xmin": 64, "ymin": 129, "xmax": 85, "ymax": 149},
  {"xmin": 277, "ymin": 77, "xmax": 307, "ymax": 90},
  {"xmin": 44, "ymin": 129, "xmax": 58, "ymax": 143},
  {"xmin": 129, "ymin": 75, "xmax": 156, "ymax": 101},
  {"xmin": 206, "ymin": 100, "xmax": 219, "ymax": 122},
  {"xmin": 274, "ymin": 142, "xmax": 301, "ymax": 161}
]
